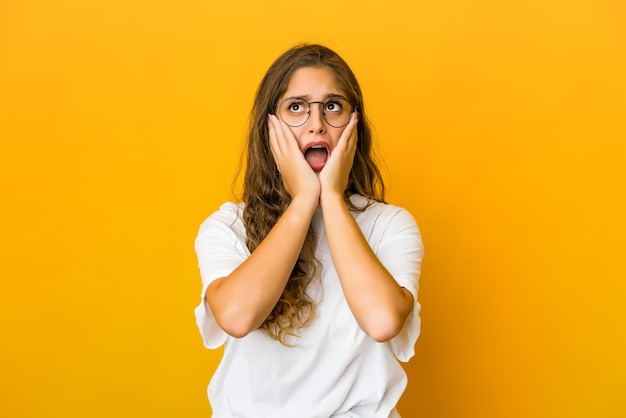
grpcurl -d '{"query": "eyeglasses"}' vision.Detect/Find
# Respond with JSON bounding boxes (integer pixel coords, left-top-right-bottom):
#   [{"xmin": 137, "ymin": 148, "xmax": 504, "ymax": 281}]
[{"xmin": 276, "ymin": 97, "xmax": 355, "ymax": 128}]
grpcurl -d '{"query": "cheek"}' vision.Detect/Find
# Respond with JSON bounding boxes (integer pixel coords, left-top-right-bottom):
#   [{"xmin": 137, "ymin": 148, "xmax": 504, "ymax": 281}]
[{"xmin": 288, "ymin": 126, "xmax": 306, "ymax": 145}]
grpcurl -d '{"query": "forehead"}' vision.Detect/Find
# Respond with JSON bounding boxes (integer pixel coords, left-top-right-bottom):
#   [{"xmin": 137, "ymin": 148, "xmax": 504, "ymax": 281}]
[{"xmin": 282, "ymin": 67, "xmax": 345, "ymax": 99}]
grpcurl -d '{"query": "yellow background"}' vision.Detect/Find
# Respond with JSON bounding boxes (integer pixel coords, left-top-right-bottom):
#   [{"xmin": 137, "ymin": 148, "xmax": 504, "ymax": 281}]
[{"xmin": 1, "ymin": 0, "xmax": 625, "ymax": 417}]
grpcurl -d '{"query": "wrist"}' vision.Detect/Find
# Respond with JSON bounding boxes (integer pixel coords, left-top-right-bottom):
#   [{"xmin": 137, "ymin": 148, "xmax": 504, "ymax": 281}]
[
  {"xmin": 319, "ymin": 190, "xmax": 346, "ymax": 211},
  {"xmin": 289, "ymin": 193, "xmax": 319, "ymax": 217}
]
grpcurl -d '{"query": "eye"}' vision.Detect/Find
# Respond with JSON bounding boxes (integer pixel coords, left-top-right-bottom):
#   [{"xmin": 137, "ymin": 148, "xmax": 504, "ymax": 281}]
[
  {"xmin": 286, "ymin": 100, "xmax": 307, "ymax": 114},
  {"xmin": 324, "ymin": 100, "xmax": 344, "ymax": 113}
]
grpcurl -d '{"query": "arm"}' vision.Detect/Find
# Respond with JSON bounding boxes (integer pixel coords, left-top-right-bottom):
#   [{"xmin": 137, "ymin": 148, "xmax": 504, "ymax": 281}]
[
  {"xmin": 206, "ymin": 114, "xmax": 320, "ymax": 338},
  {"xmin": 206, "ymin": 195, "xmax": 317, "ymax": 338},
  {"xmin": 319, "ymin": 115, "xmax": 413, "ymax": 342},
  {"xmin": 320, "ymin": 195, "xmax": 414, "ymax": 342}
]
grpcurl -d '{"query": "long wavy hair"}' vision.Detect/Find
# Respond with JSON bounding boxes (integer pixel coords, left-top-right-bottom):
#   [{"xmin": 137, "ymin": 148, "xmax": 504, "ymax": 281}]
[{"xmin": 241, "ymin": 44, "xmax": 386, "ymax": 344}]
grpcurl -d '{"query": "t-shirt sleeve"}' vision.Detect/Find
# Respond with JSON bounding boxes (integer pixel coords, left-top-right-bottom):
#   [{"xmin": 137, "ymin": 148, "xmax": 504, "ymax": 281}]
[
  {"xmin": 193, "ymin": 202, "xmax": 250, "ymax": 349},
  {"xmin": 375, "ymin": 207, "xmax": 424, "ymax": 362}
]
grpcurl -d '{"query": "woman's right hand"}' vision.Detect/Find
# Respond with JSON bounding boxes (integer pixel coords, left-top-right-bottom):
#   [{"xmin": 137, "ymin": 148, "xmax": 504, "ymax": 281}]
[{"xmin": 268, "ymin": 114, "xmax": 320, "ymax": 202}]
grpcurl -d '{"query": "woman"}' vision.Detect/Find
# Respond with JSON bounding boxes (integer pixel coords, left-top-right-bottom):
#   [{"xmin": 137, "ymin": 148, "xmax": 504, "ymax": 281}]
[{"xmin": 194, "ymin": 44, "xmax": 424, "ymax": 417}]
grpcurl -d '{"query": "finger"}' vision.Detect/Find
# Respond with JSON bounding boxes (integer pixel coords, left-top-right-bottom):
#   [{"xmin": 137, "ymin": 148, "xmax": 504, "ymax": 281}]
[
  {"xmin": 268, "ymin": 114, "xmax": 285, "ymax": 164},
  {"xmin": 276, "ymin": 116, "xmax": 301, "ymax": 154},
  {"xmin": 273, "ymin": 114, "xmax": 294, "ymax": 153},
  {"xmin": 268, "ymin": 114, "xmax": 278, "ymax": 152},
  {"xmin": 346, "ymin": 114, "xmax": 359, "ymax": 150},
  {"xmin": 336, "ymin": 112, "xmax": 359, "ymax": 152}
]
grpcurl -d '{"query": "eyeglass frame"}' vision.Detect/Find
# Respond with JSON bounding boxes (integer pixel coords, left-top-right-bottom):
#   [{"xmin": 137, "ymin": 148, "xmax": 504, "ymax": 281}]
[{"xmin": 274, "ymin": 97, "xmax": 357, "ymax": 128}]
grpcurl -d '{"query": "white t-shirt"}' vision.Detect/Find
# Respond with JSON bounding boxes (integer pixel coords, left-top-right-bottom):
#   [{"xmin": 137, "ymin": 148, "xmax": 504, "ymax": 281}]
[{"xmin": 194, "ymin": 194, "xmax": 424, "ymax": 418}]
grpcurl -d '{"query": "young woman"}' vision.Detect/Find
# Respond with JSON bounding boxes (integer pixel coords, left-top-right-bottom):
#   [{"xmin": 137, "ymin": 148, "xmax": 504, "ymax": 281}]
[{"xmin": 194, "ymin": 44, "xmax": 424, "ymax": 417}]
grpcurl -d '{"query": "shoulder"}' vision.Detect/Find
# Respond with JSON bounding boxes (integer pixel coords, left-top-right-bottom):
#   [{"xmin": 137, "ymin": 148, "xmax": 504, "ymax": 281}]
[
  {"xmin": 349, "ymin": 194, "xmax": 421, "ymax": 248},
  {"xmin": 199, "ymin": 201, "xmax": 244, "ymax": 228},
  {"xmin": 197, "ymin": 201, "xmax": 247, "ymax": 243},
  {"xmin": 195, "ymin": 201, "xmax": 250, "ymax": 263},
  {"xmin": 349, "ymin": 194, "xmax": 417, "ymax": 226}
]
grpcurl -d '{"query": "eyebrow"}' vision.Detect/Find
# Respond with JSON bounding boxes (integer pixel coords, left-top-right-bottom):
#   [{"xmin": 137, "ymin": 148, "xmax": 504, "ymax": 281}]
[{"xmin": 283, "ymin": 93, "xmax": 348, "ymax": 101}]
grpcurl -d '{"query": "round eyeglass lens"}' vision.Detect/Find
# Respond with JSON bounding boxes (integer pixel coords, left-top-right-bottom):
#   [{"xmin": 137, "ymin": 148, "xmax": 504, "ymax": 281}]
[{"xmin": 277, "ymin": 98, "xmax": 353, "ymax": 128}]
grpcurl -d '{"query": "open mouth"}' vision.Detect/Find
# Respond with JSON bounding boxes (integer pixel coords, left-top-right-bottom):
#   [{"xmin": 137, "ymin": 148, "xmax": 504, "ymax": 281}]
[{"xmin": 304, "ymin": 145, "xmax": 329, "ymax": 171}]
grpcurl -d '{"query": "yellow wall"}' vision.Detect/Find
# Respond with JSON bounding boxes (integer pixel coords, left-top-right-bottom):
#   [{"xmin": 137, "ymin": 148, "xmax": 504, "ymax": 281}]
[{"xmin": 1, "ymin": 1, "xmax": 624, "ymax": 417}]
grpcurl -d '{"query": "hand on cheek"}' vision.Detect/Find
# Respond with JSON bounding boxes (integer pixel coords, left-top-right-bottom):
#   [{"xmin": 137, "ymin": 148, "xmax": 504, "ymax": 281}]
[
  {"xmin": 319, "ymin": 113, "xmax": 359, "ymax": 199},
  {"xmin": 268, "ymin": 114, "xmax": 320, "ymax": 201}
]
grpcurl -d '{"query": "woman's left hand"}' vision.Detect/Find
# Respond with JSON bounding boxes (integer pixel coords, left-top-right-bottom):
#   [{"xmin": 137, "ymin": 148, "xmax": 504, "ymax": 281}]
[{"xmin": 319, "ymin": 112, "xmax": 359, "ymax": 198}]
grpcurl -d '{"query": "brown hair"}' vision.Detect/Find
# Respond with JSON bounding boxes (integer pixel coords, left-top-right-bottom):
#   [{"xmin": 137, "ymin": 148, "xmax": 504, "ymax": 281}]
[{"xmin": 241, "ymin": 44, "xmax": 385, "ymax": 344}]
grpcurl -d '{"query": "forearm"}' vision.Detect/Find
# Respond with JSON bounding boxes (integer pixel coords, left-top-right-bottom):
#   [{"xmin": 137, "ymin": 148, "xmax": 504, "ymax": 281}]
[
  {"xmin": 207, "ymin": 195, "xmax": 318, "ymax": 338},
  {"xmin": 320, "ymin": 193, "xmax": 414, "ymax": 342}
]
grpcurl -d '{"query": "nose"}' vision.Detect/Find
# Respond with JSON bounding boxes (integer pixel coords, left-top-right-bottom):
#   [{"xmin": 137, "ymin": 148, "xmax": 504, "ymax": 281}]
[{"xmin": 307, "ymin": 102, "xmax": 326, "ymax": 133}]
